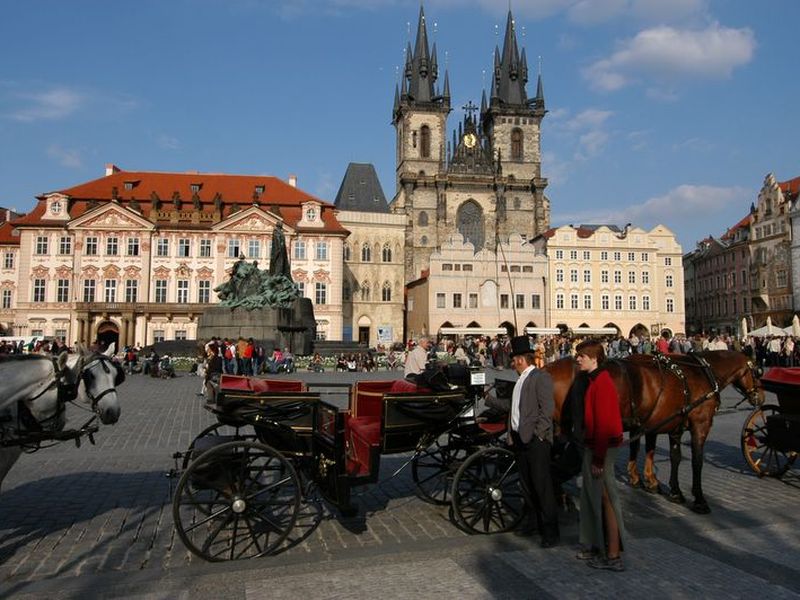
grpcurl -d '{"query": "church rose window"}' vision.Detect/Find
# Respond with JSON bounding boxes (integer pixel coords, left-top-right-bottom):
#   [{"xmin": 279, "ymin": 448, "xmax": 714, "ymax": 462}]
[{"xmin": 456, "ymin": 200, "xmax": 485, "ymax": 252}]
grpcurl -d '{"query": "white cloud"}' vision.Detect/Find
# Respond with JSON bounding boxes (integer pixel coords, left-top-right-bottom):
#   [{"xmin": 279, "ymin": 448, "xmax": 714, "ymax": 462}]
[
  {"xmin": 46, "ymin": 143, "xmax": 83, "ymax": 168},
  {"xmin": 583, "ymin": 22, "xmax": 756, "ymax": 92},
  {"xmin": 553, "ymin": 184, "xmax": 751, "ymax": 244},
  {"xmin": 10, "ymin": 88, "xmax": 84, "ymax": 122},
  {"xmin": 549, "ymin": 108, "xmax": 614, "ymax": 160}
]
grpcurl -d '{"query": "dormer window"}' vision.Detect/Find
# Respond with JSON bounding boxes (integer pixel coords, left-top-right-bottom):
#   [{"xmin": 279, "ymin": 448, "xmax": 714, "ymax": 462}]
[
  {"xmin": 124, "ymin": 181, "xmax": 134, "ymax": 191},
  {"xmin": 255, "ymin": 185, "xmax": 265, "ymax": 195},
  {"xmin": 190, "ymin": 183, "xmax": 201, "ymax": 193},
  {"xmin": 50, "ymin": 200, "xmax": 62, "ymax": 215},
  {"xmin": 306, "ymin": 207, "xmax": 317, "ymax": 222}
]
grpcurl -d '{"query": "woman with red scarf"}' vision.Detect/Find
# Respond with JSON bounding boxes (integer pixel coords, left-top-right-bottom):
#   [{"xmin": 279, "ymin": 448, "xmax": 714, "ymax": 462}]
[{"xmin": 575, "ymin": 339, "xmax": 627, "ymax": 572}]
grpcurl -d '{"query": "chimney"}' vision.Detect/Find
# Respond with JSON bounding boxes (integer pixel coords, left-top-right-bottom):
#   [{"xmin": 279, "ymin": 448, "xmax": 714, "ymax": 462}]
[
  {"xmin": 105, "ymin": 163, "xmax": 120, "ymax": 176},
  {"xmin": 288, "ymin": 174, "xmax": 297, "ymax": 188}
]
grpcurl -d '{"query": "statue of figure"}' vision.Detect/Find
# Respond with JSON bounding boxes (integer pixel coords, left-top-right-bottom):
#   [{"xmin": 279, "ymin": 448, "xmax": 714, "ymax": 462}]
[
  {"xmin": 269, "ymin": 222, "xmax": 291, "ymax": 279},
  {"xmin": 214, "ymin": 229, "xmax": 299, "ymax": 309}
]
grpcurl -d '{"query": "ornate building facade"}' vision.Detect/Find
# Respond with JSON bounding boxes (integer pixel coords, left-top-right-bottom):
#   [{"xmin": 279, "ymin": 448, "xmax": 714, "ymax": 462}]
[
  {"xmin": 749, "ymin": 173, "xmax": 796, "ymax": 328},
  {"xmin": 406, "ymin": 233, "xmax": 547, "ymax": 340},
  {"xmin": 390, "ymin": 8, "xmax": 549, "ymax": 284},
  {"xmin": 534, "ymin": 224, "xmax": 685, "ymax": 336},
  {"xmin": 334, "ymin": 163, "xmax": 405, "ymax": 345},
  {"xmin": 1, "ymin": 167, "xmax": 348, "ymax": 347}
]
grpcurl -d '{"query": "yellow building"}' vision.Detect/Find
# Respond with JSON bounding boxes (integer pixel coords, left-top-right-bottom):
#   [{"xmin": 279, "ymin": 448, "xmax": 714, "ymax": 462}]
[{"xmin": 533, "ymin": 224, "xmax": 685, "ymax": 337}]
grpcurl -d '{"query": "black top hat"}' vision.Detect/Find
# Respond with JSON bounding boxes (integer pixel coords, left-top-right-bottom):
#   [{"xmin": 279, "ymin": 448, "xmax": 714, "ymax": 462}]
[{"xmin": 509, "ymin": 335, "xmax": 532, "ymax": 358}]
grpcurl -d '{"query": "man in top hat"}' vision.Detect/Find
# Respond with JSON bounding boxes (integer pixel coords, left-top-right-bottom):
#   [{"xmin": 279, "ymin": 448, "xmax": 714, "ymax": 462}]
[{"xmin": 507, "ymin": 334, "xmax": 559, "ymax": 547}]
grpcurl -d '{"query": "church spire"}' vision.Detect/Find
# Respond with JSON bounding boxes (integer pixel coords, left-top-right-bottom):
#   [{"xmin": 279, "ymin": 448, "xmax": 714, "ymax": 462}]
[
  {"xmin": 406, "ymin": 5, "xmax": 436, "ymax": 103},
  {"xmin": 491, "ymin": 10, "xmax": 529, "ymax": 107}
]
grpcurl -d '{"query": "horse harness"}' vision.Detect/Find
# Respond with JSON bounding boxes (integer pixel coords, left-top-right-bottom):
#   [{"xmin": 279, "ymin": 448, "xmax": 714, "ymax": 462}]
[
  {"xmin": 1, "ymin": 354, "xmax": 123, "ymax": 450},
  {"xmin": 627, "ymin": 352, "xmax": 721, "ymax": 444}
]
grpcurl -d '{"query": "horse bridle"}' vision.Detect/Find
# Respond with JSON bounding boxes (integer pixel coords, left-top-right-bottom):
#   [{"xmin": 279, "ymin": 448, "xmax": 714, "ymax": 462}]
[
  {"xmin": 78, "ymin": 355, "xmax": 125, "ymax": 412},
  {"xmin": 736, "ymin": 359, "xmax": 764, "ymax": 406}
]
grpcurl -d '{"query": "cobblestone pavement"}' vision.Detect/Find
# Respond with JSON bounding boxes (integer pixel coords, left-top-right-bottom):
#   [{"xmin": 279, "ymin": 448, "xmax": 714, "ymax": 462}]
[{"xmin": 0, "ymin": 368, "xmax": 798, "ymax": 599}]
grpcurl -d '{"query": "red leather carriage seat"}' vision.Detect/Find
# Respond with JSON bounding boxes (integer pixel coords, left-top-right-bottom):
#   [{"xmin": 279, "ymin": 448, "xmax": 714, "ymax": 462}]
[
  {"xmin": 478, "ymin": 422, "xmax": 506, "ymax": 435},
  {"xmin": 351, "ymin": 380, "xmax": 395, "ymax": 418},
  {"xmin": 219, "ymin": 375, "xmax": 306, "ymax": 393},
  {"xmin": 345, "ymin": 415, "xmax": 381, "ymax": 477}
]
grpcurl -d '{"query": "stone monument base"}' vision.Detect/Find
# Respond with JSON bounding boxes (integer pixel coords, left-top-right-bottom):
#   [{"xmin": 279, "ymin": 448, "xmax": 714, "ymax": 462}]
[{"xmin": 197, "ymin": 298, "xmax": 315, "ymax": 355}]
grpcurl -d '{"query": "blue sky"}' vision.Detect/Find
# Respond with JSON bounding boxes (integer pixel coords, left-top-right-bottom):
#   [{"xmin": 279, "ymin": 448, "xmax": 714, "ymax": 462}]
[{"xmin": 1, "ymin": 0, "xmax": 798, "ymax": 251}]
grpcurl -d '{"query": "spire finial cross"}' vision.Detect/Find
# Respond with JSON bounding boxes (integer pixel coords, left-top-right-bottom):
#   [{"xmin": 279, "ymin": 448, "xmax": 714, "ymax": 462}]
[{"xmin": 462, "ymin": 100, "xmax": 479, "ymax": 117}]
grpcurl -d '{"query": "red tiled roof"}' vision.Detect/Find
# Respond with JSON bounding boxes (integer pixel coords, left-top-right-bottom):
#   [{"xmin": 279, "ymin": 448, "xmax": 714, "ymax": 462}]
[
  {"xmin": 0, "ymin": 222, "xmax": 19, "ymax": 245},
  {"xmin": 720, "ymin": 214, "xmax": 751, "ymax": 240},
  {"xmin": 13, "ymin": 169, "xmax": 348, "ymax": 234},
  {"xmin": 779, "ymin": 176, "xmax": 800, "ymax": 199}
]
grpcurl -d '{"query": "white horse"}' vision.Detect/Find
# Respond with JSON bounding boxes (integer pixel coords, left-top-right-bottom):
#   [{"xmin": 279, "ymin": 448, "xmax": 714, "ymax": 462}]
[{"xmin": 0, "ymin": 343, "xmax": 124, "ymax": 490}]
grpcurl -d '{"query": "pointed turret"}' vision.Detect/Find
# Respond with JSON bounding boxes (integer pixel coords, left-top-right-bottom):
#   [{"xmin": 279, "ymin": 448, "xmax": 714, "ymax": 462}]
[
  {"xmin": 491, "ymin": 10, "xmax": 529, "ymax": 106},
  {"xmin": 406, "ymin": 5, "xmax": 436, "ymax": 103},
  {"xmin": 443, "ymin": 70, "xmax": 451, "ymax": 101},
  {"xmin": 534, "ymin": 72, "xmax": 545, "ymax": 111},
  {"xmin": 480, "ymin": 89, "xmax": 487, "ymax": 113},
  {"xmin": 393, "ymin": 83, "xmax": 400, "ymax": 114}
]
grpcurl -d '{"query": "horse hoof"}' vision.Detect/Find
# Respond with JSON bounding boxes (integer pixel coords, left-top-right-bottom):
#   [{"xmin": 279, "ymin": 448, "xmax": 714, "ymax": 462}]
[
  {"xmin": 644, "ymin": 483, "xmax": 659, "ymax": 495},
  {"xmin": 691, "ymin": 502, "xmax": 711, "ymax": 515},
  {"xmin": 667, "ymin": 492, "xmax": 686, "ymax": 504}
]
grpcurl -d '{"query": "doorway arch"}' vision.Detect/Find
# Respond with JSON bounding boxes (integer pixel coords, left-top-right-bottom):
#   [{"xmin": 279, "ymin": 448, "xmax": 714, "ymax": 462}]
[{"xmin": 96, "ymin": 320, "xmax": 119, "ymax": 351}]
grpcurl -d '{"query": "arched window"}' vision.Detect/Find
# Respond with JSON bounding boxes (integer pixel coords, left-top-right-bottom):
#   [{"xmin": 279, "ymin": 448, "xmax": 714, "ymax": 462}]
[
  {"xmin": 456, "ymin": 200, "xmax": 485, "ymax": 252},
  {"xmin": 382, "ymin": 243, "xmax": 392, "ymax": 262},
  {"xmin": 360, "ymin": 280, "xmax": 371, "ymax": 301},
  {"xmin": 511, "ymin": 128, "xmax": 523, "ymax": 161},
  {"xmin": 382, "ymin": 281, "xmax": 392, "ymax": 302},
  {"xmin": 343, "ymin": 243, "xmax": 351, "ymax": 262},
  {"xmin": 343, "ymin": 283, "xmax": 351, "ymax": 301},
  {"xmin": 418, "ymin": 211, "xmax": 428, "ymax": 226},
  {"xmin": 420, "ymin": 125, "xmax": 431, "ymax": 158},
  {"xmin": 361, "ymin": 243, "xmax": 371, "ymax": 262}
]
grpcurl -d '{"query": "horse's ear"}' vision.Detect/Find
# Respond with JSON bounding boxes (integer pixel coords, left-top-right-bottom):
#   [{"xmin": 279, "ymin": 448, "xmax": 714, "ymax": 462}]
[
  {"xmin": 75, "ymin": 342, "xmax": 87, "ymax": 356},
  {"xmin": 104, "ymin": 343, "xmax": 116, "ymax": 357},
  {"xmin": 57, "ymin": 350, "xmax": 69, "ymax": 372}
]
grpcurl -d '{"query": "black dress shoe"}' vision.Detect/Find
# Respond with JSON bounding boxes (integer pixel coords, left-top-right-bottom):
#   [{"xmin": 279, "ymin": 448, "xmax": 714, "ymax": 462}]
[{"xmin": 540, "ymin": 537, "xmax": 560, "ymax": 548}]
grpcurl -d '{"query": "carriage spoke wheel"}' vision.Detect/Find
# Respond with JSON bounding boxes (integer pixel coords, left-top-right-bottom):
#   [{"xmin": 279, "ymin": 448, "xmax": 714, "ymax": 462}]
[
  {"xmin": 741, "ymin": 404, "xmax": 798, "ymax": 478},
  {"xmin": 451, "ymin": 447, "xmax": 524, "ymax": 534},
  {"xmin": 173, "ymin": 440, "xmax": 300, "ymax": 562},
  {"xmin": 412, "ymin": 437, "xmax": 469, "ymax": 505},
  {"xmin": 181, "ymin": 422, "xmax": 250, "ymax": 470}
]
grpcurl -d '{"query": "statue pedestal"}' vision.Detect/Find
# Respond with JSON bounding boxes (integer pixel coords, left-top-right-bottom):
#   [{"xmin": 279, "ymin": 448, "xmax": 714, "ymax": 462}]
[{"xmin": 197, "ymin": 298, "xmax": 315, "ymax": 355}]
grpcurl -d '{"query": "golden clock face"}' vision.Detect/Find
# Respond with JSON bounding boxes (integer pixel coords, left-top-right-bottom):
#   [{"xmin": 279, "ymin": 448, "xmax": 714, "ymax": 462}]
[{"xmin": 463, "ymin": 133, "xmax": 477, "ymax": 148}]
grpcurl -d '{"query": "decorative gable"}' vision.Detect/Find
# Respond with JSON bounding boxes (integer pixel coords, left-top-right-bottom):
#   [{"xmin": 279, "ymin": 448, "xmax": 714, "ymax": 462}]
[
  {"xmin": 154, "ymin": 266, "xmax": 171, "ymax": 279},
  {"xmin": 213, "ymin": 206, "xmax": 292, "ymax": 234},
  {"xmin": 102, "ymin": 264, "xmax": 121, "ymax": 279},
  {"xmin": 69, "ymin": 203, "xmax": 154, "ymax": 232},
  {"xmin": 197, "ymin": 267, "xmax": 214, "ymax": 280}
]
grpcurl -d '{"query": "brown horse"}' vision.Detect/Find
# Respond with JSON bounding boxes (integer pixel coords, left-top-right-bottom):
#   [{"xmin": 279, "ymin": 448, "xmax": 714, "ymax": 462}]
[{"xmin": 544, "ymin": 350, "xmax": 763, "ymax": 514}]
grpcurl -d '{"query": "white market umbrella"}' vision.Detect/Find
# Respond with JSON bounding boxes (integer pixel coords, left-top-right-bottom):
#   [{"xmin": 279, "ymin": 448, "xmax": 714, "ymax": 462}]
[
  {"xmin": 741, "ymin": 317, "xmax": 748, "ymax": 338},
  {"xmin": 750, "ymin": 324, "xmax": 787, "ymax": 337},
  {"xmin": 793, "ymin": 314, "xmax": 800, "ymax": 337},
  {"xmin": 767, "ymin": 316, "xmax": 774, "ymax": 329}
]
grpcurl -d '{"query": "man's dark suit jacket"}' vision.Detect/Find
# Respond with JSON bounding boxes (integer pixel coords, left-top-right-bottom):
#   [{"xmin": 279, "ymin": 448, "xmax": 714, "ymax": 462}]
[{"xmin": 488, "ymin": 368, "xmax": 555, "ymax": 444}]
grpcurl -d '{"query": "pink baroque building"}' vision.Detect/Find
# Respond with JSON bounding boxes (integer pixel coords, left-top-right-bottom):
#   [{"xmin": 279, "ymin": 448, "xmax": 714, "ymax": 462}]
[{"xmin": 1, "ymin": 165, "xmax": 349, "ymax": 348}]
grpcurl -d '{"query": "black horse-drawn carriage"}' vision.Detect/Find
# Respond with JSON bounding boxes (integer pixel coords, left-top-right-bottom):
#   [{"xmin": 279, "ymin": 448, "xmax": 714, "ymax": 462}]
[
  {"xmin": 741, "ymin": 367, "xmax": 800, "ymax": 477},
  {"xmin": 169, "ymin": 368, "xmax": 532, "ymax": 562}
]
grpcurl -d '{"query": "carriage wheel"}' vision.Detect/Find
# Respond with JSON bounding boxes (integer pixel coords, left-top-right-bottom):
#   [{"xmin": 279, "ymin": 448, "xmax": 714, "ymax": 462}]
[
  {"xmin": 451, "ymin": 446, "xmax": 524, "ymax": 534},
  {"xmin": 411, "ymin": 436, "xmax": 469, "ymax": 505},
  {"xmin": 181, "ymin": 422, "xmax": 250, "ymax": 470},
  {"xmin": 173, "ymin": 440, "xmax": 300, "ymax": 562},
  {"xmin": 741, "ymin": 404, "xmax": 798, "ymax": 478}
]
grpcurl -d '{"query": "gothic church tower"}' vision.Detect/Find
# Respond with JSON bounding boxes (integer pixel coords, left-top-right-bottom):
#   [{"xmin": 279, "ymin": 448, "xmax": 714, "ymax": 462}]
[{"xmin": 391, "ymin": 7, "xmax": 549, "ymax": 283}]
